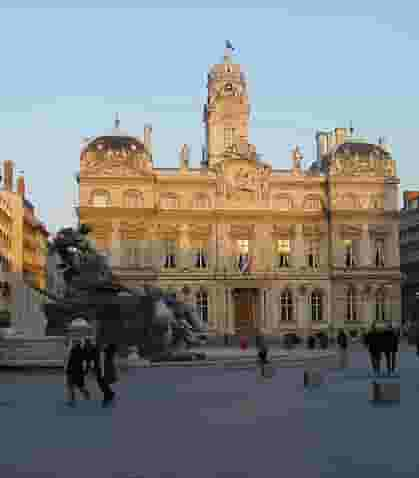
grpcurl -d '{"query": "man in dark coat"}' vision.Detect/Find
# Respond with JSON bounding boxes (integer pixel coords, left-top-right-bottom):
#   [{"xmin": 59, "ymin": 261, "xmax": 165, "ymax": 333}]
[
  {"xmin": 337, "ymin": 329, "xmax": 349, "ymax": 369},
  {"xmin": 65, "ymin": 338, "xmax": 90, "ymax": 407},
  {"xmin": 84, "ymin": 339, "xmax": 116, "ymax": 406},
  {"xmin": 382, "ymin": 324, "xmax": 394, "ymax": 376},
  {"xmin": 365, "ymin": 324, "xmax": 382, "ymax": 376},
  {"xmin": 388, "ymin": 325, "xmax": 399, "ymax": 375}
]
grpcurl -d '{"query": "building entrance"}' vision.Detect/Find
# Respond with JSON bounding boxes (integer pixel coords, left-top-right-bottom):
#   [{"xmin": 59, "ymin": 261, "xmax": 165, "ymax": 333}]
[{"xmin": 233, "ymin": 288, "xmax": 259, "ymax": 336}]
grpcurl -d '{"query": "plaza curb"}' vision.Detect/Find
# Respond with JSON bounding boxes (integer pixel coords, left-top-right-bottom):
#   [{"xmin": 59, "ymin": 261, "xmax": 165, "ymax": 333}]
[{"xmin": 0, "ymin": 351, "xmax": 338, "ymax": 371}]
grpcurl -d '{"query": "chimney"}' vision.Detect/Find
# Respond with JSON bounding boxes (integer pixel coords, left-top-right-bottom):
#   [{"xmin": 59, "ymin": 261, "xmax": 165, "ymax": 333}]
[
  {"xmin": 144, "ymin": 124, "xmax": 152, "ymax": 155},
  {"xmin": 17, "ymin": 174, "xmax": 25, "ymax": 197},
  {"xmin": 180, "ymin": 144, "xmax": 190, "ymax": 170},
  {"xmin": 335, "ymin": 127, "xmax": 347, "ymax": 145},
  {"xmin": 3, "ymin": 160, "xmax": 14, "ymax": 191},
  {"xmin": 315, "ymin": 132, "xmax": 329, "ymax": 162}
]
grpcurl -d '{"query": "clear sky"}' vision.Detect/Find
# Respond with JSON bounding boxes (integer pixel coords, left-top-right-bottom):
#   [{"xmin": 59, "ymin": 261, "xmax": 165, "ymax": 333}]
[{"xmin": 1, "ymin": 2, "xmax": 419, "ymax": 234}]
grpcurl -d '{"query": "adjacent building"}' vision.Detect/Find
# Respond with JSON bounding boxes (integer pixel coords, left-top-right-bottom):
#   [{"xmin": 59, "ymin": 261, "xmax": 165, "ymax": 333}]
[
  {"xmin": 0, "ymin": 160, "xmax": 49, "ymax": 332},
  {"xmin": 77, "ymin": 46, "xmax": 402, "ymax": 339},
  {"xmin": 400, "ymin": 191, "xmax": 419, "ymax": 328}
]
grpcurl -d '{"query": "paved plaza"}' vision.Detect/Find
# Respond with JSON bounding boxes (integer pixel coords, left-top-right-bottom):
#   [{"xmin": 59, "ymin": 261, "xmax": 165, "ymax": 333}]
[{"xmin": 0, "ymin": 345, "xmax": 418, "ymax": 477}]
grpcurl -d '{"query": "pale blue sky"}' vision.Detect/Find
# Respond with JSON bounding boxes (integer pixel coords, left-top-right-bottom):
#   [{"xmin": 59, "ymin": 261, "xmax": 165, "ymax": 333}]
[{"xmin": 1, "ymin": 2, "xmax": 419, "ymax": 233}]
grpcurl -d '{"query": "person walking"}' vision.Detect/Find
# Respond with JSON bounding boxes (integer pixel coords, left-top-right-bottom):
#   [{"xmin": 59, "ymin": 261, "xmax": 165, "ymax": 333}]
[
  {"xmin": 64, "ymin": 337, "xmax": 91, "ymax": 407},
  {"xmin": 382, "ymin": 324, "xmax": 393, "ymax": 376},
  {"xmin": 83, "ymin": 337, "xmax": 98, "ymax": 375},
  {"xmin": 365, "ymin": 324, "xmax": 382, "ymax": 376},
  {"xmin": 389, "ymin": 325, "xmax": 400, "ymax": 375},
  {"xmin": 336, "ymin": 329, "xmax": 349, "ymax": 369},
  {"xmin": 98, "ymin": 343, "xmax": 118, "ymax": 407}
]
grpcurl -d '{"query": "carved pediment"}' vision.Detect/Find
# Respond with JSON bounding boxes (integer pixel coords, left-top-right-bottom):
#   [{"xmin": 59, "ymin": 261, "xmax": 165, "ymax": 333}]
[
  {"xmin": 340, "ymin": 224, "xmax": 363, "ymax": 236},
  {"xmin": 81, "ymin": 152, "xmax": 151, "ymax": 177},
  {"xmin": 303, "ymin": 224, "xmax": 327, "ymax": 236},
  {"xmin": 229, "ymin": 224, "xmax": 254, "ymax": 237},
  {"xmin": 369, "ymin": 224, "xmax": 390, "ymax": 236},
  {"xmin": 273, "ymin": 224, "xmax": 294, "ymax": 236},
  {"xmin": 189, "ymin": 224, "xmax": 211, "ymax": 236}
]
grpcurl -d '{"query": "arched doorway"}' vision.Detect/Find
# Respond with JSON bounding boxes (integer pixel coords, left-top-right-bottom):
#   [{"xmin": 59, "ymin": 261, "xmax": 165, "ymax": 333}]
[{"xmin": 233, "ymin": 288, "xmax": 259, "ymax": 336}]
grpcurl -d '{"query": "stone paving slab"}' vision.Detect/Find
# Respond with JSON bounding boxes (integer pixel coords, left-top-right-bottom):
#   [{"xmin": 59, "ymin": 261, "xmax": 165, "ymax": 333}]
[{"xmin": 1, "ymin": 348, "xmax": 419, "ymax": 477}]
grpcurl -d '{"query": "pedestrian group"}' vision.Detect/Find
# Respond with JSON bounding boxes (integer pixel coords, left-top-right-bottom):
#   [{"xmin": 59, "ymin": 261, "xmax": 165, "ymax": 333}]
[{"xmin": 64, "ymin": 337, "xmax": 118, "ymax": 408}]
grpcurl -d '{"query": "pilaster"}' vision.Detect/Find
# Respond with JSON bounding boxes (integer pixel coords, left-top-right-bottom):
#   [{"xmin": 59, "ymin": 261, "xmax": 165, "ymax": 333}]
[
  {"xmin": 293, "ymin": 224, "xmax": 305, "ymax": 268},
  {"xmin": 360, "ymin": 223, "xmax": 371, "ymax": 267},
  {"xmin": 109, "ymin": 220, "xmax": 121, "ymax": 268}
]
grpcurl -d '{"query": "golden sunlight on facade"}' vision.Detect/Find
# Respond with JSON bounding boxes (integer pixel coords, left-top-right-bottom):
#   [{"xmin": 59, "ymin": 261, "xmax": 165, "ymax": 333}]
[
  {"xmin": 78, "ymin": 46, "xmax": 401, "ymax": 339},
  {"xmin": 0, "ymin": 160, "xmax": 49, "ymax": 328}
]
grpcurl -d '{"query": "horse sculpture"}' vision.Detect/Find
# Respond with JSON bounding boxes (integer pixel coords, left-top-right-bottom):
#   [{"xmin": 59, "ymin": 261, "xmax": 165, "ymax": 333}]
[{"xmin": 42, "ymin": 224, "xmax": 208, "ymax": 362}]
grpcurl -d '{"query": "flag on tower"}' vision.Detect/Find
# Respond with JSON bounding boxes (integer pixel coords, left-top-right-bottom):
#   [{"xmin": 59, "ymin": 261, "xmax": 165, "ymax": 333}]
[{"xmin": 238, "ymin": 253, "xmax": 252, "ymax": 274}]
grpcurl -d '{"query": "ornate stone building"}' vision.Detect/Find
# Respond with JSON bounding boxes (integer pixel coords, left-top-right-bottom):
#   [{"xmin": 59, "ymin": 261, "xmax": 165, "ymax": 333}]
[
  {"xmin": 0, "ymin": 160, "xmax": 49, "ymax": 333},
  {"xmin": 78, "ymin": 46, "xmax": 401, "ymax": 339}
]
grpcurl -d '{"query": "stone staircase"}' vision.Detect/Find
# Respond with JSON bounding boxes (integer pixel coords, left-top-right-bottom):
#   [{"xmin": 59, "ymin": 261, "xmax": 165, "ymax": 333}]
[{"xmin": 0, "ymin": 337, "xmax": 66, "ymax": 367}]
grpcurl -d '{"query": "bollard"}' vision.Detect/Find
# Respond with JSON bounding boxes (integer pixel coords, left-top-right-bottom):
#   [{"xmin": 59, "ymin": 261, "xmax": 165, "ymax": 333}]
[
  {"xmin": 304, "ymin": 370, "xmax": 323, "ymax": 388},
  {"xmin": 369, "ymin": 381, "xmax": 400, "ymax": 403}
]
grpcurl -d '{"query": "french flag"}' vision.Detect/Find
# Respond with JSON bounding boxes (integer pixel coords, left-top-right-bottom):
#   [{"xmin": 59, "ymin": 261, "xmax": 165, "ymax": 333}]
[{"xmin": 239, "ymin": 254, "xmax": 252, "ymax": 274}]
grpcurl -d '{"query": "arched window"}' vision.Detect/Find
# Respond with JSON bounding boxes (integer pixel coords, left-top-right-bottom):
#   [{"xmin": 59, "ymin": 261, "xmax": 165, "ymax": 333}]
[
  {"xmin": 346, "ymin": 287, "xmax": 357, "ymax": 321},
  {"xmin": 274, "ymin": 195, "xmax": 292, "ymax": 210},
  {"xmin": 279, "ymin": 290, "xmax": 293, "ymax": 321},
  {"xmin": 303, "ymin": 196, "xmax": 322, "ymax": 210},
  {"xmin": 341, "ymin": 194, "xmax": 357, "ymax": 209},
  {"xmin": 376, "ymin": 289, "xmax": 385, "ymax": 322},
  {"xmin": 91, "ymin": 190, "xmax": 110, "ymax": 207},
  {"xmin": 194, "ymin": 194, "xmax": 210, "ymax": 209},
  {"xmin": 275, "ymin": 239, "xmax": 290, "ymax": 268},
  {"xmin": 162, "ymin": 238, "xmax": 177, "ymax": 269},
  {"xmin": 160, "ymin": 194, "xmax": 178, "ymax": 209},
  {"xmin": 196, "ymin": 289, "xmax": 208, "ymax": 323},
  {"xmin": 123, "ymin": 191, "xmax": 142, "ymax": 209},
  {"xmin": 193, "ymin": 240, "xmax": 208, "ymax": 269},
  {"xmin": 306, "ymin": 240, "xmax": 320, "ymax": 269},
  {"xmin": 311, "ymin": 291, "xmax": 323, "ymax": 322}
]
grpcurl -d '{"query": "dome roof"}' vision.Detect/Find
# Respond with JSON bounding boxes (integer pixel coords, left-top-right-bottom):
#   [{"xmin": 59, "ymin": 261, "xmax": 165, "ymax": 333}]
[{"xmin": 81, "ymin": 116, "xmax": 145, "ymax": 154}]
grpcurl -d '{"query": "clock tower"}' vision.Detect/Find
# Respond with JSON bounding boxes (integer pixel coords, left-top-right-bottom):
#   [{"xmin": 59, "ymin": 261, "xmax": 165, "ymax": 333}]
[{"xmin": 203, "ymin": 44, "xmax": 250, "ymax": 168}]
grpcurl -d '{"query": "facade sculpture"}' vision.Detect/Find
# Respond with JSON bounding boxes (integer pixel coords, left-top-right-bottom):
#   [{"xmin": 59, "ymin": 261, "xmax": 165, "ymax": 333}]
[{"xmin": 76, "ymin": 46, "xmax": 402, "ymax": 341}]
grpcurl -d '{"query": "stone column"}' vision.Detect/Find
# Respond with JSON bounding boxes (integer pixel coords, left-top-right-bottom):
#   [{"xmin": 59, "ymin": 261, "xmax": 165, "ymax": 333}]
[
  {"xmin": 109, "ymin": 220, "xmax": 121, "ymax": 268},
  {"xmin": 293, "ymin": 224, "xmax": 305, "ymax": 268},
  {"xmin": 209, "ymin": 224, "xmax": 217, "ymax": 273},
  {"xmin": 390, "ymin": 222, "xmax": 400, "ymax": 268},
  {"xmin": 333, "ymin": 228, "xmax": 346, "ymax": 268},
  {"xmin": 178, "ymin": 225, "xmax": 191, "ymax": 270},
  {"xmin": 271, "ymin": 287, "xmax": 279, "ymax": 333},
  {"xmin": 226, "ymin": 287, "xmax": 235, "ymax": 334},
  {"xmin": 259, "ymin": 288, "xmax": 266, "ymax": 333},
  {"xmin": 384, "ymin": 284, "xmax": 393, "ymax": 323},
  {"xmin": 297, "ymin": 284, "xmax": 310, "ymax": 338},
  {"xmin": 214, "ymin": 286, "xmax": 226, "ymax": 334},
  {"xmin": 360, "ymin": 223, "xmax": 371, "ymax": 267},
  {"xmin": 319, "ymin": 233, "xmax": 329, "ymax": 270}
]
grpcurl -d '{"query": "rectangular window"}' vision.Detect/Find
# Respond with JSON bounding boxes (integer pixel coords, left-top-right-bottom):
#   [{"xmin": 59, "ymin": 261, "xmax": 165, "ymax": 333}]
[
  {"xmin": 344, "ymin": 239, "xmax": 355, "ymax": 268},
  {"xmin": 224, "ymin": 128, "xmax": 235, "ymax": 149},
  {"xmin": 375, "ymin": 239, "xmax": 385, "ymax": 267},
  {"xmin": 194, "ymin": 241, "xmax": 208, "ymax": 269},
  {"xmin": 163, "ymin": 239, "xmax": 177, "ymax": 269},
  {"xmin": 276, "ymin": 239, "xmax": 290, "ymax": 268},
  {"xmin": 306, "ymin": 240, "xmax": 320, "ymax": 269}
]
